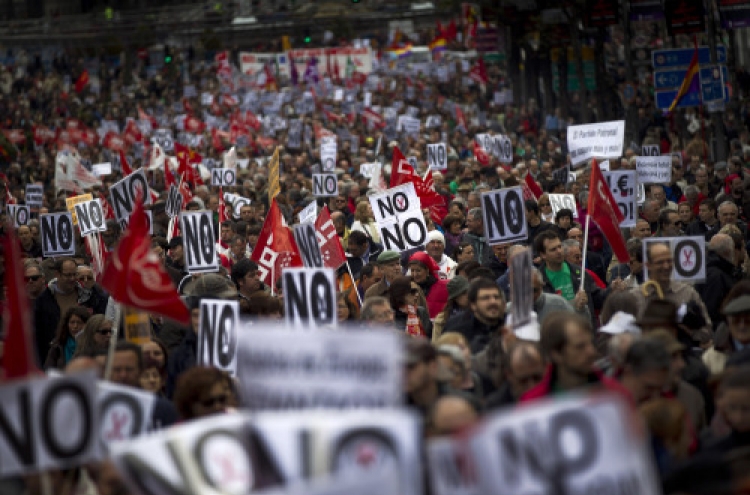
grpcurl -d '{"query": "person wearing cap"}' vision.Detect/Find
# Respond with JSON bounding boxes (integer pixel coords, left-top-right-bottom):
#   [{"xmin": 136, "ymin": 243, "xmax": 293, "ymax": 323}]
[
  {"xmin": 423, "ymin": 230, "xmax": 457, "ymax": 280},
  {"xmin": 408, "ymin": 251, "xmax": 449, "ymax": 319},
  {"xmin": 647, "ymin": 330, "xmax": 706, "ymax": 430},
  {"xmin": 365, "ymin": 250, "xmax": 407, "ymax": 300},
  {"xmin": 166, "ymin": 236, "xmax": 189, "ymax": 288},
  {"xmin": 432, "ymin": 276, "xmax": 470, "ymax": 341},
  {"xmin": 703, "ymin": 294, "xmax": 750, "ymax": 375}
]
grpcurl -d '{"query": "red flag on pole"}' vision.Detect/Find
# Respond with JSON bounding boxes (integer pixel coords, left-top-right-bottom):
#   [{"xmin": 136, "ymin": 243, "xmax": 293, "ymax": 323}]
[
  {"xmin": 218, "ymin": 186, "xmax": 227, "ymax": 225},
  {"xmin": 473, "ymin": 140, "xmax": 490, "ymax": 166},
  {"xmin": 250, "ymin": 198, "xmax": 303, "ymax": 286},
  {"xmin": 587, "ymin": 159, "xmax": 629, "ymax": 262},
  {"xmin": 100, "ymin": 198, "xmax": 190, "ymax": 325},
  {"xmin": 524, "ymin": 173, "xmax": 543, "ymax": 199},
  {"xmin": 118, "ymin": 149, "xmax": 133, "ymax": 176},
  {"xmin": 1, "ymin": 228, "xmax": 40, "ymax": 379},
  {"xmin": 315, "ymin": 206, "xmax": 347, "ymax": 269},
  {"xmin": 74, "ymin": 70, "xmax": 89, "ymax": 93}
]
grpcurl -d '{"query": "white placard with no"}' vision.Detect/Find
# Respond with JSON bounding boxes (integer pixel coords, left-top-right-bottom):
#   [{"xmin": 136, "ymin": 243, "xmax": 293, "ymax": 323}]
[
  {"xmin": 548, "ymin": 194, "xmax": 578, "ymax": 219},
  {"xmin": 480, "ymin": 187, "xmax": 528, "ymax": 246}
]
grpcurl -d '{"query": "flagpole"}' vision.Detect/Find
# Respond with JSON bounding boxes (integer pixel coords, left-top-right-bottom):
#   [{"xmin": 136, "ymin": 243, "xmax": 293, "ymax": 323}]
[
  {"xmin": 579, "ymin": 215, "xmax": 590, "ymax": 293},
  {"xmin": 103, "ymin": 303, "xmax": 121, "ymax": 381},
  {"xmin": 346, "ymin": 263, "xmax": 363, "ymax": 307}
]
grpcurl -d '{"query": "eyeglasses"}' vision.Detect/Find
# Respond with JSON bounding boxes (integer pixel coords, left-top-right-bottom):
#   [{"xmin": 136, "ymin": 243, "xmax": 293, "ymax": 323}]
[
  {"xmin": 96, "ymin": 328, "xmax": 113, "ymax": 336},
  {"xmin": 200, "ymin": 394, "xmax": 229, "ymax": 408},
  {"xmin": 25, "ymin": 275, "xmax": 42, "ymax": 282}
]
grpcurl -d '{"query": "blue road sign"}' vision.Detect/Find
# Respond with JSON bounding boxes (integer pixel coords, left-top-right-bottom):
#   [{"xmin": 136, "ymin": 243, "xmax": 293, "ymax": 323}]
[
  {"xmin": 654, "ymin": 65, "xmax": 728, "ymax": 90},
  {"xmin": 655, "ymin": 84, "xmax": 729, "ymax": 110},
  {"xmin": 700, "ymin": 65, "xmax": 727, "ymax": 103},
  {"xmin": 652, "ymin": 46, "xmax": 726, "ymax": 69}
]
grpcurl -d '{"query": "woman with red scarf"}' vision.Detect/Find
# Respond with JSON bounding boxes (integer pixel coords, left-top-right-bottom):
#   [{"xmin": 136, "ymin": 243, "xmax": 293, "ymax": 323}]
[
  {"xmin": 408, "ymin": 251, "xmax": 450, "ymax": 319},
  {"xmin": 389, "ymin": 276, "xmax": 432, "ymax": 338}
]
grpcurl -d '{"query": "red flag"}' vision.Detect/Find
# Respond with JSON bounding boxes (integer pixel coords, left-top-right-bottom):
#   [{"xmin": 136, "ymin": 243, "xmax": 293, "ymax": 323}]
[
  {"xmin": 178, "ymin": 174, "xmax": 194, "ymax": 210},
  {"xmin": 390, "ymin": 146, "xmax": 416, "ymax": 188},
  {"xmin": 315, "ymin": 206, "xmax": 346, "ymax": 269},
  {"xmin": 118, "ymin": 149, "xmax": 133, "ymax": 176},
  {"xmin": 123, "ymin": 119, "xmax": 143, "ymax": 145},
  {"xmin": 588, "ymin": 159, "xmax": 628, "ymax": 262},
  {"xmin": 101, "ymin": 198, "xmax": 190, "ymax": 324},
  {"xmin": 361, "ymin": 108, "xmax": 385, "ymax": 128},
  {"xmin": 250, "ymin": 198, "xmax": 303, "ymax": 286},
  {"xmin": 469, "ymin": 58, "xmax": 488, "ymax": 85},
  {"xmin": 184, "ymin": 115, "xmax": 206, "ymax": 134},
  {"xmin": 175, "ymin": 142, "xmax": 202, "ymax": 165},
  {"xmin": 390, "ymin": 147, "xmax": 448, "ymax": 224},
  {"xmin": 137, "ymin": 106, "xmax": 158, "ymax": 130},
  {"xmin": 32, "ymin": 126, "xmax": 55, "ymax": 145},
  {"xmin": 524, "ymin": 173, "xmax": 543, "ymax": 199},
  {"xmin": 473, "ymin": 140, "xmax": 490, "ymax": 166},
  {"xmin": 102, "ymin": 131, "xmax": 126, "ymax": 152},
  {"xmin": 446, "ymin": 19, "xmax": 458, "ymax": 41},
  {"xmin": 2, "ymin": 227, "xmax": 40, "ymax": 378},
  {"xmin": 2, "ymin": 129, "xmax": 25, "ymax": 145},
  {"xmin": 99, "ymin": 192, "xmax": 115, "ymax": 220},
  {"xmin": 74, "ymin": 70, "xmax": 89, "ymax": 93},
  {"xmin": 182, "ymin": 97, "xmax": 194, "ymax": 114}
]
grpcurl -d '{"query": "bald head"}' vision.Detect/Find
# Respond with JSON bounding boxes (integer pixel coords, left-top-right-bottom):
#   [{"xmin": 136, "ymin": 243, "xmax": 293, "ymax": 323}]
[
  {"xmin": 429, "ymin": 395, "xmax": 478, "ymax": 436},
  {"xmin": 65, "ymin": 357, "xmax": 104, "ymax": 378},
  {"xmin": 506, "ymin": 342, "xmax": 545, "ymax": 399}
]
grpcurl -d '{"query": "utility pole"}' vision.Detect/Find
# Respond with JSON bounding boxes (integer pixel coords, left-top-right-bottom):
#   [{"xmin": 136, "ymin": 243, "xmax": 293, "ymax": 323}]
[{"xmin": 706, "ymin": 0, "xmax": 727, "ymax": 161}]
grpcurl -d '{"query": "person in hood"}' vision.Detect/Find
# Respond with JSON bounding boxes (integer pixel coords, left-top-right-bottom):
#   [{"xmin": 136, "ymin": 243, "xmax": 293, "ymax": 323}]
[
  {"xmin": 423, "ymin": 230, "xmax": 457, "ymax": 280},
  {"xmin": 408, "ymin": 251, "xmax": 449, "ymax": 319}
]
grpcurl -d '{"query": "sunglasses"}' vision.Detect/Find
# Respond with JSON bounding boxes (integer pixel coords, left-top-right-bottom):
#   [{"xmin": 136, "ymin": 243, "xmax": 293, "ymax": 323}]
[
  {"xmin": 96, "ymin": 328, "xmax": 113, "ymax": 336},
  {"xmin": 200, "ymin": 394, "xmax": 228, "ymax": 408},
  {"xmin": 25, "ymin": 275, "xmax": 42, "ymax": 282}
]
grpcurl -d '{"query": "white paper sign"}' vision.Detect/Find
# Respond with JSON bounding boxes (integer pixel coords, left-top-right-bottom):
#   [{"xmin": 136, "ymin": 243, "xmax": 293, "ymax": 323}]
[
  {"xmin": 320, "ymin": 136, "xmax": 338, "ymax": 172},
  {"xmin": 427, "ymin": 143, "xmax": 448, "ymax": 170},
  {"xmin": 237, "ymin": 327, "xmax": 403, "ymax": 409},
  {"xmin": 7, "ymin": 205, "xmax": 30, "ymax": 227},
  {"xmin": 548, "ymin": 194, "xmax": 579, "ymax": 219},
  {"xmin": 283, "ymin": 267, "xmax": 337, "ymax": 328},
  {"xmin": 567, "ymin": 120, "xmax": 625, "ymax": 167},
  {"xmin": 313, "ymin": 173, "xmax": 339, "ymax": 197},
  {"xmin": 74, "ymin": 199, "xmax": 107, "ymax": 236},
  {"xmin": 635, "ymin": 156, "xmax": 672, "ymax": 184},
  {"xmin": 643, "ymin": 237, "xmax": 706, "ymax": 283},
  {"xmin": 211, "ymin": 168, "xmax": 237, "ymax": 186},
  {"xmin": 495, "ymin": 135, "xmax": 513, "ymax": 163},
  {"xmin": 97, "ymin": 381, "xmax": 156, "ymax": 451},
  {"xmin": 603, "ymin": 171, "xmax": 637, "ymax": 228},
  {"xmin": 110, "ymin": 169, "xmax": 152, "ymax": 225},
  {"xmin": 41, "ymin": 212, "xmax": 76, "ymax": 256},
  {"xmin": 397, "ymin": 115, "xmax": 421, "ymax": 137},
  {"xmin": 298, "ymin": 202, "xmax": 317, "ymax": 224},
  {"xmin": 481, "ymin": 187, "xmax": 528, "ymax": 245},
  {"xmin": 180, "ymin": 211, "xmax": 220, "ymax": 274},
  {"xmin": 197, "ymin": 299, "xmax": 240, "ymax": 376},
  {"xmin": 25, "ymin": 184, "xmax": 44, "ymax": 208}
]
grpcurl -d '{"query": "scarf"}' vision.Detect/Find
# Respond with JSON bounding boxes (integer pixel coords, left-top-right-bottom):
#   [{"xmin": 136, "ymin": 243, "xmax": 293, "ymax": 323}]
[{"xmin": 402, "ymin": 304, "xmax": 426, "ymax": 337}]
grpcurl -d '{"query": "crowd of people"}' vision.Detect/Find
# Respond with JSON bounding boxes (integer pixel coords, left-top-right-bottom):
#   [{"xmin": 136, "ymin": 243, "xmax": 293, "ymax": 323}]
[{"xmin": 3, "ymin": 26, "xmax": 750, "ymax": 494}]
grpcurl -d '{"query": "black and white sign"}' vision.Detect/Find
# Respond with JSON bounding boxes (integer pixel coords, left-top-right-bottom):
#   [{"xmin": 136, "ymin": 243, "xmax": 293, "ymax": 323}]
[
  {"xmin": 359, "ymin": 163, "xmax": 377, "ymax": 179},
  {"xmin": 25, "ymin": 184, "xmax": 44, "ymax": 208},
  {"xmin": 110, "ymin": 169, "xmax": 152, "ymax": 225},
  {"xmin": 495, "ymin": 135, "xmax": 513, "ymax": 163},
  {"xmin": 151, "ymin": 128, "xmax": 174, "ymax": 152},
  {"xmin": 7, "ymin": 205, "xmax": 30, "ymax": 227},
  {"xmin": 427, "ymin": 143, "xmax": 447, "ymax": 170},
  {"xmin": 97, "ymin": 381, "xmax": 156, "ymax": 451},
  {"xmin": 165, "ymin": 185, "xmax": 183, "ymax": 218},
  {"xmin": 92, "ymin": 162, "xmax": 112, "ymax": 177},
  {"xmin": 313, "ymin": 174, "xmax": 339, "ymax": 197},
  {"xmin": 210, "ymin": 168, "xmax": 237, "ymax": 186},
  {"xmin": 567, "ymin": 120, "xmax": 625, "ymax": 167},
  {"xmin": 287, "ymin": 119, "xmax": 303, "ymax": 149},
  {"xmin": 475, "ymin": 133, "xmax": 496, "ymax": 156},
  {"xmin": 635, "ymin": 156, "xmax": 672, "ymax": 184},
  {"xmin": 641, "ymin": 144, "xmax": 660, "ymax": 156},
  {"xmin": 224, "ymin": 192, "xmax": 252, "ymax": 219},
  {"xmin": 198, "ymin": 299, "xmax": 239, "ymax": 376},
  {"xmin": 0, "ymin": 372, "xmax": 99, "ymax": 477},
  {"xmin": 427, "ymin": 437, "xmax": 479, "ymax": 495},
  {"xmin": 320, "ymin": 136, "xmax": 337, "ymax": 172},
  {"xmin": 41, "ymin": 212, "xmax": 76, "ymax": 256},
  {"xmin": 397, "ymin": 115, "xmax": 420, "ymax": 137},
  {"xmin": 548, "ymin": 194, "xmax": 578, "ymax": 219},
  {"xmin": 74, "ymin": 199, "xmax": 107, "ymax": 236},
  {"xmin": 603, "ymin": 171, "xmax": 637, "ymax": 228},
  {"xmin": 283, "ymin": 268, "xmax": 337, "ymax": 328},
  {"xmin": 642, "ymin": 237, "xmax": 706, "ymax": 283},
  {"xmin": 426, "ymin": 115, "xmax": 442, "ymax": 128},
  {"xmin": 510, "ymin": 249, "xmax": 533, "ymax": 329},
  {"xmin": 467, "ymin": 393, "xmax": 660, "ymax": 495},
  {"xmin": 180, "ymin": 211, "xmax": 220, "ymax": 274},
  {"xmin": 293, "ymin": 224, "xmax": 324, "ymax": 268},
  {"xmin": 298, "ymin": 202, "xmax": 317, "ymax": 225},
  {"xmin": 481, "ymin": 187, "xmax": 528, "ymax": 246},
  {"xmin": 238, "ymin": 327, "xmax": 403, "ymax": 409},
  {"xmin": 369, "ymin": 184, "xmax": 427, "ymax": 253}
]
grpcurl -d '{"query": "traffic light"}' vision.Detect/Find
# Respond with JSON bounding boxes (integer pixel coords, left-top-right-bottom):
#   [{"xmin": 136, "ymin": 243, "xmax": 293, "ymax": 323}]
[
  {"xmin": 164, "ymin": 46, "xmax": 173, "ymax": 64},
  {"xmin": 303, "ymin": 28, "xmax": 311, "ymax": 44}
]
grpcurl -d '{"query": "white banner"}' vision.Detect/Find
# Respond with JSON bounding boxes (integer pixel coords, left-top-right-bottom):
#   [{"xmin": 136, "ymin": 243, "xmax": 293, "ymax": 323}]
[
  {"xmin": 635, "ymin": 156, "xmax": 672, "ymax": 184},
  {"xmin": 567, "ymin": 120, "xmax": 625, "ymax": 167}
]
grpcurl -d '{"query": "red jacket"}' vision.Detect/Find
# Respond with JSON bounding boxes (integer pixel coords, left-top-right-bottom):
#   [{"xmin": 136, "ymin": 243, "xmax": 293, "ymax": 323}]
[
  {"xmin": 424, "ymin": 279, "xmax": 449, "ymax": 319},
  {"xmin": 520, "ymin": 364, "xmax": 633, "ymax": 404}
]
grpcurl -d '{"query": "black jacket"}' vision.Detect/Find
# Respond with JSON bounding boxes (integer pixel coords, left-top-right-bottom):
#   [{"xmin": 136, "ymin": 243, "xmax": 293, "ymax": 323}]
[
  {"xmin": 394, "ymin": 306, "xmax": 433, "ymax": 339},
  {"xmin": 340, "ymin": 240, "xmax": 384, "ymax": 280},
  {"xmin": 487, "ymin": 256, "xmax": 508, "ymax": 280},
  {"xmin": 538, "ymin": 261, "xmax": 609, "ymax": 328},
  {"xmin": 685, "ymin": 219, "xmax": 720, "ymax": 242},
  {"xmin": 166, "ymin": 329, "xmax": 197, "ymax": 399},
  {"xmin": 33, "ymin": 284, "xmax": 108, "ymax": 365},
  {"xmin": 696, "ymin": 252, "xmax": 739, "ymax": 330},
  {"xmin": 443, "ymin": 312, "xmax": 505, "ymax": 354}
]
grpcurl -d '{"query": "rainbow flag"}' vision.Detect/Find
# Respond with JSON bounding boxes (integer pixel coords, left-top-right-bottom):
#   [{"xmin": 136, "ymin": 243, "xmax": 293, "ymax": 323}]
[
  {"xmin": 668, "ymin": 46, "xmax": 700, "ymax": 112},
  {"xmin": 429, "ymin": 37, "xmax": 447, "ymax": 56},
  {"xmin": 387, "ymin": 43, "xmax": 413, "ymax": 60}
]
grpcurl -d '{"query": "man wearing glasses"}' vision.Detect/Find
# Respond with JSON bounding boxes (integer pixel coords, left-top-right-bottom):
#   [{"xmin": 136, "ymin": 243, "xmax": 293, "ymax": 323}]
[
  {"xmin": 24, "ymin": 260, "xmax": 46, "ymax": 301},
  {"xmin": 33, "ymin": 257, "xmax": 107, "ymax": 366}
]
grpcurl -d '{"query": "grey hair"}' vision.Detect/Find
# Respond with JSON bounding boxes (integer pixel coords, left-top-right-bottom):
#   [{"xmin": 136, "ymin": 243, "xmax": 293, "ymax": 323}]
[
  {"xmin": 719, "ymin": 200, "xmax": 738, "ymax": 213},
  {"xmin": 360, "ymin": 297, "xmax": 390, "ymax": 321},
  {"xmin": 684, "ymin": 185, "xmax": 699, "ymax": 197},
  {"xmin": 710, "ymin": 233, "xmax": 735, "ymax": 264},
  {"xmin": 561, "ymin": 239, "xmax": 580, "ymax": 255},
  {"xmin": 468, "ymin": 207, "xmax": 483, "ymax": 220}
]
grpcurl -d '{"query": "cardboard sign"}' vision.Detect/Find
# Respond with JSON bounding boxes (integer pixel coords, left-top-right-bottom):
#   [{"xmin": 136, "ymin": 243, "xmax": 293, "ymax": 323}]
[
  {"xmin": 74, "ymin": 199, "xmax": 107, "ymax": 236},
  {"xmin": 643, "ymin": 236, "xmax": 706, "ymax": 283},
  {"xmin": 495, "ymin": 135, "xmax": 513, "ymax": 163},
  {"xmin": 635, "ymin": 156, "xmax": 672, "ymax": 184},
  {"xmin": 370, "ymin": 183, "xmax": 420, "ymax": 224},
  {"xmin": 475, "ymin": 133, "xmax": 496, "ymax": 156},
  {"xmin": 298, "ymin": 202, "xmax": 317, "ymax": 225},
  {"xmin": 180, "ymin": 211, "xmax": 220, "ymax": 274},
  {"xmin": 211, "ymin": 168, "xmax": 237, "ymax": 187},
  {"xmin": 111, "ymin": 409, "xmax": 420, "ymax": 495},
  {"xmin": 283, "ymin": 267, "xmax": 337, "ymax": 328},
  {"xmin": 7, "ymin": 204, "xmax": 30, "ymax": 227},
  {"xmin": 92, "ymin": 162, "xmax": 112, "ymax": 177},
  {"xmin": 320, "ymin": 136, "xmax": 337, "ymax": 172},
  {"xmin": 359, "ymin": 163, "xmax": 377, "ymax": 179},
  {"xmin": 66, "ymin": 193, "xmax": 94, "ymax": 226},
  {"xmin": 41, "ymin": 212, "xmax": 76, "ymax": 256},
  {"xmin": 603, "ymin": 171, "xmax": 637, "ymax": 228},
  {"xmin": 427, "ymin": 143, "xmax": 448, "ymax": 170},
  {"xmin": 110, "ymin": 169, "xmax": 152, "ymax": 225},
  {"xmin": 313, "ymin": 174, "xmax": 339, "ymax": 197},
  {"xmin": 369, "ymin": 184, "xmax": 427, "ymax": 253},
  {"xmin": 467, "ymin": 393, "xmax": 660, "ymax": 495},
  {"xmin": 238, "ymin": 327, "xmax": 403, "ymax": 409},
  {"xmin": 481, "ymin": 187, "xmax": 528, "ymax": 246},
  {"xmin": 165, "ymin": 185, "xmax": 183, "ymax": 219},
  {"xmin": 567, "ymin": 120, "xmax": 625, "ymax": 167},
  {"xmin": 548, "ymin": 194, "xmax": 578, "ymax": 219},
  {"xmin": 25, "ymin": 184, "xmax": 44, "ymax": 208},
  {"xmin": 198, "ymin": 299, "xmax": 240, "ymax": 376},
  {"xmin": 641, "ymin": 144, "xmax": 660, "ymax": 156},
  {"xmin": 97, "ymin": 381, "xmax": 156, "ymax": 451},
  {"xmin": 510, "ymin": 248, "xmax": 533, "ymax": 329},
  {"xmin": 293, "ymin": 224, "xmax": 324, "ymax": 268},
  {"xmin": 0, "ymin": 372, "xmax": 99, "ymax": 477}
]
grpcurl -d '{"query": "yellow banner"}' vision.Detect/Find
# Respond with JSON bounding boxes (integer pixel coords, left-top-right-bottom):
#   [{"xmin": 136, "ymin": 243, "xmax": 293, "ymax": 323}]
[
  {"xmin": 267, "ymin": 146, "xmax": 281, "ymax": 201},
  {"xmin": 65, "ymin": 193, "xmax": 93, "ymax": 225}
]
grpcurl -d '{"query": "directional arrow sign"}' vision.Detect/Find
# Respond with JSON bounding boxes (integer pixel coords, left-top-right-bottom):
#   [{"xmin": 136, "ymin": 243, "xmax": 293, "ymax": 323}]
[
  {"xmin": 654, "ymin": 65, "xmax": 728, "ymax": 91},
  {"xmin": 652, "ymin": 46, "xmax": 726, "ymax": 69}
]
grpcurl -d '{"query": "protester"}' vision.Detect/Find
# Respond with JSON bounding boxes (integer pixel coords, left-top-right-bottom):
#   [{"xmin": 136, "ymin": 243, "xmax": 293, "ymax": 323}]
[{"xmin": 43, "ymin": 306, "xmax": 90, "ymax": 370}]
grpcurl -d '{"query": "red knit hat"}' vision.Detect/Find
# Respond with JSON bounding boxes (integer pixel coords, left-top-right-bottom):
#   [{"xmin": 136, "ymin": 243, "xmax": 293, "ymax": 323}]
[{"xmin": 408, "ymin": 251, "xmax": 441, "ymax": 279}]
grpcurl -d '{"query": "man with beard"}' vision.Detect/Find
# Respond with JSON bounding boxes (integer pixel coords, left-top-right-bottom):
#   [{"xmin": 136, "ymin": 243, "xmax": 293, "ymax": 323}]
[
  {"xmin": 521, "ymin": 313, "xmax": 630, "ymax": 401},
  {"xmin": 442, "ymin": 278, "xmax": 506, "ymax": 353}
]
